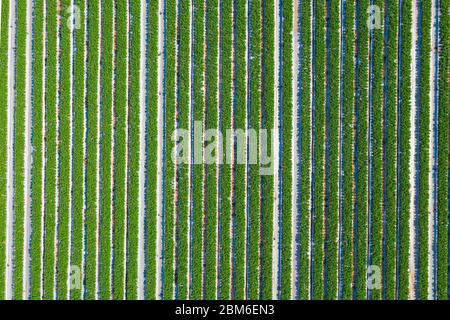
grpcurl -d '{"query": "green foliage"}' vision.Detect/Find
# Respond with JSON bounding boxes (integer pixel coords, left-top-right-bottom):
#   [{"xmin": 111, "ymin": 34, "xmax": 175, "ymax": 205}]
[
  {"xmin": 205, "ymin": 0, "xmax": 219, "ymax": 300},
  {"xmin": 13, "ymin": 0, "xmax": 27, "ymax": 299},
  {"xmin": 43, "ymin": 0, "xmax": 58, "ymax": 299},
  {"xmin": 71, "ymin": 0, "xmax": 87, "ymax": 301},
  {"xmin": 30, "ymin": 0, "xmax": 45, "ymax": 301},
  {"xmin": 99, "ymin": 0, "xmax": 114, "ymax": 300},
  {"xmin": 261, "ymin": 0, "xmax": 274, "ymax": 300},
  {"xmin": 145, "ymin": 0, "xmax": 159, "ymax": 300},
  {"xmin": 280, "ymin": 0, "xmax": 293, "ymax": 300}
]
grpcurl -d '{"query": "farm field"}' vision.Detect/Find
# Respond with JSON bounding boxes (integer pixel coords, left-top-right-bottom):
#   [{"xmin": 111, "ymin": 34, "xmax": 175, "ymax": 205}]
[{"xmin": 0, "ymin": 0, "xmax": 448, "ymax": 300}]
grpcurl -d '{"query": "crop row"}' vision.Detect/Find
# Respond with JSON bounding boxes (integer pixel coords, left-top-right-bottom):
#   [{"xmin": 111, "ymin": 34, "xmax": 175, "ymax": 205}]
[
  {"xmin": 369, "ymin": 0, "xmax": 384, "ymax": 301},
  {"xmin": 219, "ymin": 0, "xmax": 233, "ymax": 300},
  {"xmin": 162, "ymin": 0, "xmax": 176, "ymax": 300},
  {"xmin": 30, "ymin": 0, "xmax": 45, "ymax": 300},
  {"xmin": 99, "ymin": 0, "xmax": 114, "ymax": 300},
  {"xmin": 0, "ymin": 0, "xmax": 10, "ymax": 300},
  {"xmin": 297, "ymin": 0, "xmax": 311, "ymax": 300},
  {"xmin": 70, "ymin": 0, "xmax": 87, "ymax": 301},
  {"xmin": 126, "ymin": 0, "xmax": 141, "ymax": 300},
  {"xmin": 191, "ymin": 0, "xmax": 205, "ymax": 300},
  {"xmin": 384, "ymin": 0, "xmax": 398, "ymax": 300},
  {"xmin": 280, "ymin": 0, "xmax": 292, "ymax": 300},
  {"xmin": 260, "ymin": 0, "xmax": 274, "ymax": 300},
  {"xmin": 354, "ymin": 0, "xmax": 368, "ymax": 300},
  {"xmin": 248, "ymin": 0, "xmax": 262, "ymax": 300},
  {"xmin": 42, "ymin": 0, "xmax": 57, "ymax": 299},
  {"xmin": 416, "ymin": 0, "xmax": 431, "ymax": 299},
  {"xmin": 312, "ymin": 0, "xmax": 325, "ymax": 299},
  {"xmin": 176, "ymin": 0, "xmax": 190, "ymax": 300},
  {"xmin": 325, "ymin": 0, "xmax": 340, "ymax": 300},
  {"xmin": 340, "ymin": 0, "xmax": 355, "ymax": 300},
  {"xmin": 54, "ymin": 0, "xmax": 71, "ymax": 300},
  {"xmin": 113, "ymin": 0, "xmax": 128, "ymax": 300},
  {"xmin": 205, "ymin": 0, "xmax": 219, "ymax": 300},
  {"xmin": 233, "ymin": 0, "xmax": 246, "ymax": 300},
  {"xmin": 13, "ymin": 0, "xmax": 27, "ymax": 300},
  {"xmin": 84, "ymin": 0, "xmax": 100, "ymax": 299},
  {"xmin": 145, "ymin": 0, "xmax": 159, "ymax": 300},
  {"xmin": 397, "ymin": 0, "xmax": 412, "ymax": 300}
]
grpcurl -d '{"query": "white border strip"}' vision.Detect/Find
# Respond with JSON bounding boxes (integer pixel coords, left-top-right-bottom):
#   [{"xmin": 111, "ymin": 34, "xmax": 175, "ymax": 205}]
[
  {"xmin": 272, "ymin": 0, "xmax": 281, "ymax": 300},
  {"xmin": 39, "ymin": 0, "xmax": 48, "ymax": 300},
  {"xmin": 5, "ymin": 0, "xmax": 16, "ymax": 301},
  {"xmin": 95, "ymin": 0, "xmax": 103, "ymax": 299},
  {"xmin": 53, "ymin": 0, "xmax": 61, "ymax": 300},
  {"xmin": 291, "ymin": 0, "xmax": 300, "ymax": 300},
  {"xmin": 23, "ymin": 0, "xmax": 34, "ymax": 300},
  {"xmin": 156, "ymin": 0, "xmax": 165, "ymax": 300},
  {"xmin": 409, "ymin": 0, "xmax": 418, "ymax": 300},
  {"xmin": 137, "ymin": 0, "xmax": 147, "ymax": 300}
]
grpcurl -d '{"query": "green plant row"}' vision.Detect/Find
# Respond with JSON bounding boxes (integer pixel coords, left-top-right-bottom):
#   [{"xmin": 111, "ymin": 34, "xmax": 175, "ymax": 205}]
[
  {"xmin": 219, "ymin": 0, "xmax": 233, "ymax": 300},
  {"xmin": 298, "ymin": 0, "xmax": 311, "ymax": 300},
  {"xmin": 0, "ymin": 0, "xmax": 9, "ymax": 300},
  {"xmin": 354, "ymin": 0, "xmax": 369, "ymax": 300},
  {"xmin": 341, "ymin": 0, "xmax": 355, "ymax": 300},
  {"xmin": 398, "ymin": 0, "xmax": 412, "ymax": 300},
  {"xmin": 234, "ymin": 0, "xmax": 246, "ymax": 300},
  {"xmin": 417, "ymin": 0, "xmax": 431, "ymax": 300},
  {"xmin": 248, "ymin": 0, "xmax": 262, "ymax": 300},
  {"xmin": 56, "ymin": 0, "xmax": 72, "ymax": 300},
  {"xmin": 162, "ymin": 0, "xmax": 176, "ymax": 300},
  {"xmin": 205, "ymin": 0, "xmax": 219, "ymax": 300},
  {"xmin": 113, "ymin": 0, "xmax": 127, "ymax": 300},
  {"xmin": 436, "ymin": 0, "xmax": 449, "ymax": 300},
  {"xmin": 191, "ymin": 0, "xmax": 205, "ymax": 300},
  {"xmin": 369, "ymin": 0, "xmax": 384, "ymax": 301},
  {"xmin": 280, "ymin": 0, "xmax": 292, "ymax": 300},
  {"xmin": 325, "ymin": 0, "xmax": 339, "ymax": 300},
  {"xmin": 261, "ymin": 0, "xmax": 274, "ymax": 300},
  {"xmin": 176, "ymin": 0, "xmax": 190, "ymax": 300},
  {"xmin": 70, "ymin": 0, "xmax": 86, "ymax": 301},
  {"xmin": 43, "ymin": 0, "xmax": 58, "ymax": 299},
  {"xmin": 85, "ymin": 0, "xmax": 100, "ymax": 300},
  {"xmin": 126, "ymin": 0, "xmax": 141, "ymax": 300},
  {"xmin": 145, "ymin": 0, "xmax": 159, "ymax": 300},
  {"xmin": 30, "ymin": 0, "xmax": 45, "ymax": 300},
  {"xmin": 384, "ymin": 0, "xmax": 398, "ymax": 300},
  {"xmin": 99, "ymin": 0, "xmax": 114, "ymax": 300},
  {"xmin": 13, "ymin": 0, "xmax": 27, "ymax": 300},
  {"xmin": 312, "ymin": 0, "xmax": 325, "ymax": 300}
]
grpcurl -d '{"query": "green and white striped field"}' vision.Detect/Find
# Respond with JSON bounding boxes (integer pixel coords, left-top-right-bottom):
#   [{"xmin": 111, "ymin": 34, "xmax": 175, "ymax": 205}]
[{"xmin": 0, "ymin": 0, "xmax": 448, "ymax": 300}]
